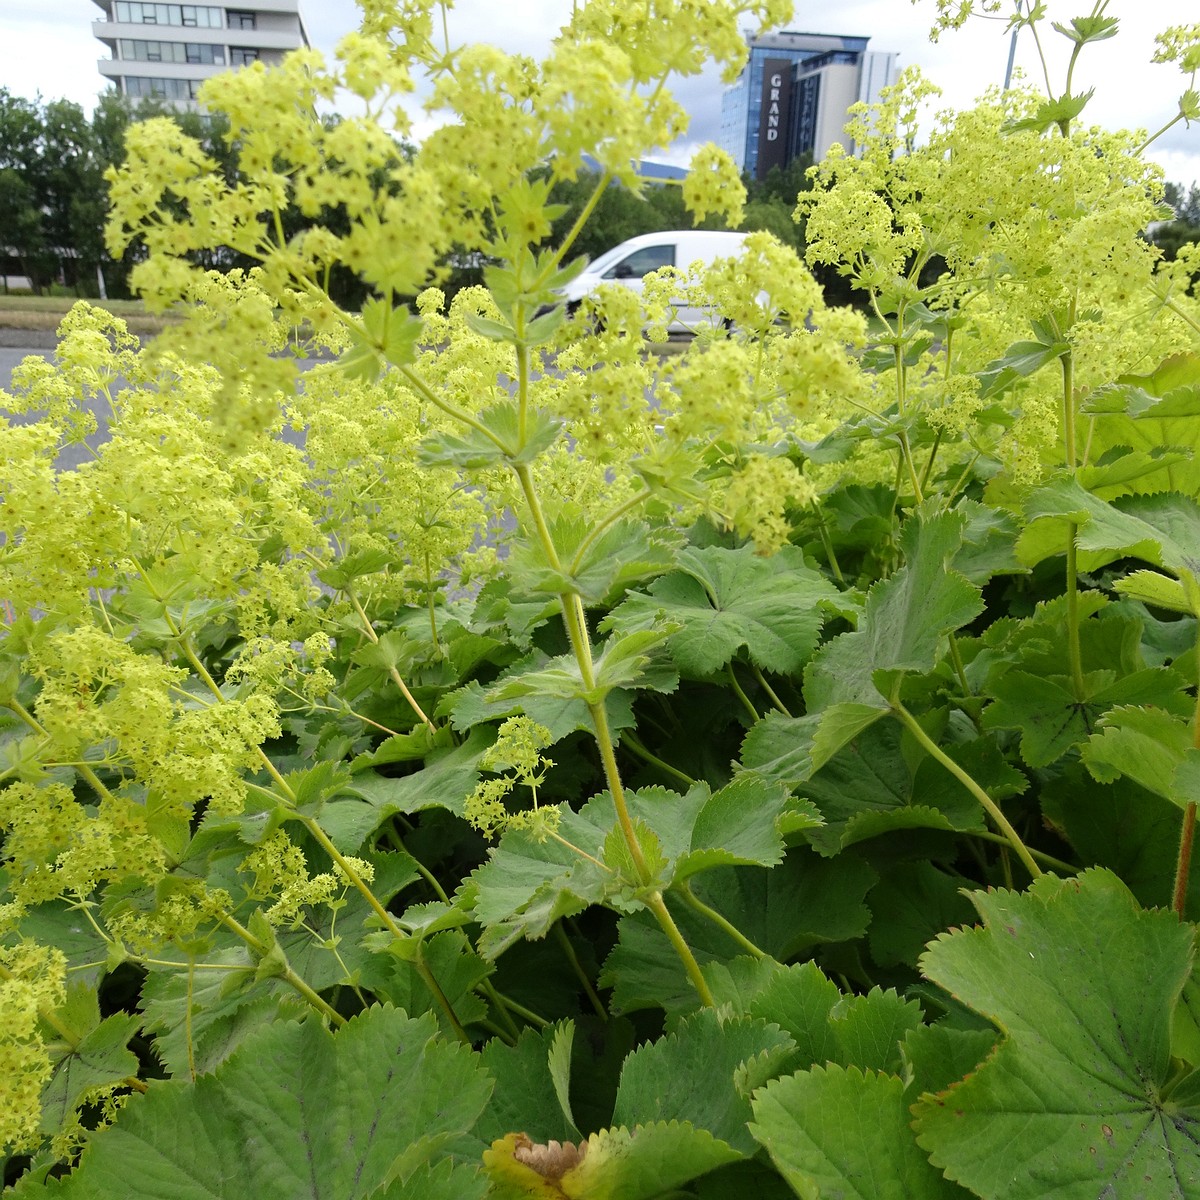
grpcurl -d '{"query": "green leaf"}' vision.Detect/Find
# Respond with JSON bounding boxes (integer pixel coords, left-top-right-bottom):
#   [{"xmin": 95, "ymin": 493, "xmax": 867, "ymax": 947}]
[
  {"xmin": 375, "ymin": 1160, "xmax": 488, "ymax": 1200},
  {"xmin": 984, "ymin": 666, "xmax": 1188, "ymax": 769},
  {"xmin": 483, "ymin": 1123, "xmax": 742, "ymax": 1200},
  {"xmin": 1052, "ymin": 16, "xmax": 1119, "ymax": 45},
  {"xmin": 602, "ymin": 852, "xmax": 876, "ymax": 1016},
  {"xmin": 477, "ymin": 1022, "xmax": 580, "ymax": 1146},
  {"xmin": 868, "ymin": 862, "xmax": 978, "ymax": 970},
  {"xmin": 604, "ymin": 546, "xmax": 839, "ymax": 677},
  {"xmin": 977, "ymin": 338, "xmax": 1069, "ymax": 399},
  {"xmin": 1018, "ymin": 478, "xmax": 1200, "ymax": 576},
  {"xmin": 418, "ymin": 402, "xmax": 562, "ymax": 470},
  {"xmin": 377, "ymin": 930, "xmax": 491, "ymax": 1036},
  {"xmin": 139, "ymin": 947, "xmax": 300, "ymax": 1077},
  {"xmin": 470, "ymin": 778, "xmax": 793, "ymax": 958},
  {"xmin": 338, "ymin": 298, "xmax": 422, "ymax": 381},
  {"xmin": 547, "ymin": 1020, "xmax": 579, "ymax": 1137},
  {"xmin": 321, "ymin": 726, "xmax": 493, "ymax": 848},
  {"xmin": 751, "ymin": 1065, "xmax": 967, "ymax": 1199},
  {"xmin": 1082, "ymin": 355, "xmax": 1200, "ymax": 497},
  {"xmin": 748, "ymin": 963, "xmax": 923, "ymax": 1075},
  {"xmin": 39, "ymin": 989, "xmax": 139, "ymax": 1136},
  {"xmin": 913, "ymin": 869, "xmax": 1200, "ymax": 1200},
  {"xmin": 470, "ymin": 802, "xmax": 614, "ymax": 958},
  {"xmin": 612, "ymin": 1009, "xmax": 796, "ymax": 1155},
  {"xmin": 509, "ymin": 513, "xmax": 681, "ymax": 606},
  {"xmin": 902, "ymin": 1023, "xmax": 998, "ymax": 1103},
  {"xmin": 805, "ymin": 508, "xmax": 983, "ymax": 712},
  {"xmin": 1114, "ymin": 569, "xmax": 1195, "ymax": 614},
  {"xmin": 1041, "ymin": 766, "xmax": 1200, "ymax": 919},
  {"xmin": 1083, "ymin": 705, "xmax": 1200, "ymax": 810},
  {"xmin": 56, "ymin": 1008, "xmax": 492, "ymax": 1200},
  {"xmin": 315, "ymin": 548, "xmax": 395, "ymax": 589},
  {"xmin": 1005, "ymin": 89, "xmax": 1094, "ymax": 134},
  {"xmin": 442, "ymin": 658, "xmax": 639, "ymax": 743}
]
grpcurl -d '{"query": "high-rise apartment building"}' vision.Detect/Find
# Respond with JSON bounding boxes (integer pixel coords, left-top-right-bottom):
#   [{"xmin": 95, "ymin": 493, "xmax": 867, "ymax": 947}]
[
  {"xmin": 720, "ymin": 31, "xmax": 897, "ymax": 179},
  {"xmin": 92, "ymin": 1, "xmax": 310, "ymax": 109}
]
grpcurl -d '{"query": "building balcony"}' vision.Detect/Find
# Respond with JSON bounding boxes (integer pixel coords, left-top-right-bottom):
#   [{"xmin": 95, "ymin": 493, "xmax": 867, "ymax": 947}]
[{"xmin": 92, "ymin": 19, "xmax": 302, "ymax": 50}]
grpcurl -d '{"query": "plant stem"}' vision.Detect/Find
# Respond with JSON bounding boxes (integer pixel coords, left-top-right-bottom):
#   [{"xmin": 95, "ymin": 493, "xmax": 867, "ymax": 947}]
[
  {"xmin": 1175, "ymin": 650, "xmax": 1200, "ymax": 919},
  {"xmin": 1163, "ymin": 295, "xmax": 1200, "ymax": 339},
  {"xmin": 414, "ymin": 940, "xmax": 471, "ymax": 1043},
  {"xmin": 553, "ymin": 921, "xmax": 608, "ymax": 1021},
  {"xmin": 512, "ymin": 441, "xmax": 712, "ymax": 1006},
  {"xmin": 478, "ymin": 979, "xmax": 522, "ymax": 1042},
  {"xmin": 971, "ymin": 830, "xmax": 1076, "ymax": 873},
  {"xmin": 621, "ymin": 731, "xmax": 696, "ymax": 788},
  {"xmin": 214, "ymin": 912, "xmax": 346, "ymax": 1027},
  {"xmin": 1135, "ymin": 110, "xmax": 1185, "ymax": 156},
  {"xmin": 344, "ymin": 589, "xmax": 436, "ymax": 732},
  {"xmin": 727, "ymin": 663, "xmax": 760, "ymax": 723},
  {"xmin": 676, "ymin": 883, "xmax": 766, "ymax": 959},
  {"xmin": 645, "ymin": 891, "xmax": 715, "ymax": 1006},
  {"xmin": 7, "ymin": 699, "xmax": 120, "ymax": 805},
  {"xmin": 1172, "ymin": 803, "xmax": 1196, "ymax": 919},
  {"xmin": 810, "ymin": 500, "xmax": 846, "ymax": 586},
  {"xmin": 487, "ymin": 992, "xmax": 550, "ymax": 1030},
  {"xmin": 750, "ymin": 663, "xmax": 793, "ymax": 717},
  {"xmin": 891, "ymin": 701, "xmax": 1043, "ymax": 880}
]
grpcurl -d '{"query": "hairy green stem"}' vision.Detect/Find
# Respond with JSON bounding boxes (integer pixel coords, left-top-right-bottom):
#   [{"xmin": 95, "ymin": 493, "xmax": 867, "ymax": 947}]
[
  {"xmin": 621, "ymin": 731, "xmax": 696, "ymax": 788},
  {"xmin": 1175, "ymin": 653, "xmax": 1200, "ymax": 919},
  {"xmin": 750, "ymin": 664, "xmax": 793, "ymax": 717},
  {"xmin": 892, "ymin": 702, "xmax": 1043, "ymax": 879},
  {"xmin": 6, "ymin": 699, "xmax": 120, "ymax": 805},
  {"xmin": 727, "ymin": 663, "xmax": 760, "ymax": 723},
  {"xmin": 972, "ymin": 830, "xmax": 1075, "ymax": 873},
  {"xmin": 478, "ymin": 980, "xmax": 522, "ymax": 1042},
  {"xmin": 1172, "ymin": 804, "xmax": 1196, "ymax": 919},
  {"xmin": 344, "ymin": 589, "xmax": 436, "ymax": 732},
  {"xmin": 645, "ymin": 891, "xmax": 715, "ymax": 1006},
  {"xmin": 553, "ymin": 922, "xmax": 608, "ymax": 1021},
  {"xmin": 414, "ymin": 940, "xmax": 471, "ymax": 1043},
  {"xmin": 810, "ymin": 500, "xmax": 846, "ymax": 587},
  {"xmin": 215, "ymin": 912, "xmax": 346, "ymax": 1027},
  {"xmin": 676, "ymin": 883, "xmax": 766, "ymax": 959},
  {"xmin": 487, "ymin": 991, "xmax": 550, "ymax": 1030},
  {"xmin": 1163, "ymin": 295, "xmax": 1200, "ymax": 339},
  {"xmin": 512, "ymin": 414, "xmax": 711, "ymax": 1005}
]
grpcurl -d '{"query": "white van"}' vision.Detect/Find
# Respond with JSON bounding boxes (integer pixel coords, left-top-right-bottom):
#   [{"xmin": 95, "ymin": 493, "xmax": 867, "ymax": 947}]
[{"xmin": 559, "ymin": 230, "xmax": 747, "ymax": 333}]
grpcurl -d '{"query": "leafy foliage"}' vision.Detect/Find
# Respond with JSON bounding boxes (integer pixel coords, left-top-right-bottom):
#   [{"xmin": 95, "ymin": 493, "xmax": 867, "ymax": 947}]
[{"xmin": 2, "ymin": 2, "xmax": 1200, "ymax": 1197}]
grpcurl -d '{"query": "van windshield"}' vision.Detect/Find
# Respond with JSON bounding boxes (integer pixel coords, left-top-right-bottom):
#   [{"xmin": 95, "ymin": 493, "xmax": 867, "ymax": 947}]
[{"xmin": 586, "ymin": 242, "xmax": 636, "ymax": 275}]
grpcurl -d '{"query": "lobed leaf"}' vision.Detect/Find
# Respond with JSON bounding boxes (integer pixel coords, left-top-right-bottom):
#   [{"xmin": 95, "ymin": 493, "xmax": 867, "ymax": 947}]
[{"xmin": 914, "ymin": 869, "xmax": 1200, "ymax": 1199}]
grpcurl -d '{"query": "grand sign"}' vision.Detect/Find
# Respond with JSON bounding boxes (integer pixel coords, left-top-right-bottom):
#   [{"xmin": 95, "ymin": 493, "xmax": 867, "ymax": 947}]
[{"xmin": 756, "ymin": 57, "xmax": 792, "ymax": 178}]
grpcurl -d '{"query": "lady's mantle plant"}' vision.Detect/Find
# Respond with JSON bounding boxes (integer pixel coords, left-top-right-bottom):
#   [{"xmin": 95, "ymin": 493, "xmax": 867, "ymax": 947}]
[{"xmin": 2, "ymin": 0, "xmax": 1200, "ymax": 1196}]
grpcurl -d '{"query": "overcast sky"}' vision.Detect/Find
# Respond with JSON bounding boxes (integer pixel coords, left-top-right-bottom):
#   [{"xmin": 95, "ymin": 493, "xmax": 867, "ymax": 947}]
[{"xmin": 3, "ymin": 1, "xmax": 1198, "ymax": 186}]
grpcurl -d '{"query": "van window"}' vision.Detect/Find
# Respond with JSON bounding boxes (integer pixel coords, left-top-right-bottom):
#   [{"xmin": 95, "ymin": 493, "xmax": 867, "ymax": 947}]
[{"xmin": 603, "ymin": 244, "xmax": 675, "ymax": 279}]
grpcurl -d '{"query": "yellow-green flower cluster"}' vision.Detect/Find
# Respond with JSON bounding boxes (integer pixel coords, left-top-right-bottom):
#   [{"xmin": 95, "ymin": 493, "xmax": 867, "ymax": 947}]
[
  {"xmin": 239, "ymin": 832, "xmax": 375, "ymax": 928},
  {"xmin": 465, "ymin": 717, "xmax": 559, "ymax": 840},
  {"xmin": 0, "ymin": 942, "xmax": 66, "ymax": 1152}
]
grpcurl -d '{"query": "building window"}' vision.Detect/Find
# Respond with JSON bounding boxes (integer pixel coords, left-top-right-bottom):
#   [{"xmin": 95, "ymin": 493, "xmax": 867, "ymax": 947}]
[
  {"xmin": 125, "ymin": 75, "xmax": 199, "ymax": 100},
  {"xmin": 186, "ymin": 42, "xmax": 224, "ymax": 63},
  {"xmin": 227, "ymin": 10, "xmax": 257, "ymax": 29},
  {"xmin": 117, "ymin": 39, "xmax": 223, "ymax": 64},
  {"xmin": 114, "ymin": 3, "xmax": 223, "ymax": 27},
  {"xmin": 229, "ymin": 47, "xmax": 259, "ymax": 65}
]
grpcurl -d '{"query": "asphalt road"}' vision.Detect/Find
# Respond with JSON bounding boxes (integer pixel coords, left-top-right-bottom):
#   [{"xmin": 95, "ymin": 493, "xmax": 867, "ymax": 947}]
[{"xmin": 1, "ymin": 347, "xmax": 52, "ymax": 392}]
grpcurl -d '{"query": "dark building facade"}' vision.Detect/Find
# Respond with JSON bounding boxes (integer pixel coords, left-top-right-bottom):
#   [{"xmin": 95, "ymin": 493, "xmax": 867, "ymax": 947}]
[{"xmin": 720, "ymin": 31, "xmax": 897, "ymax": 179}]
